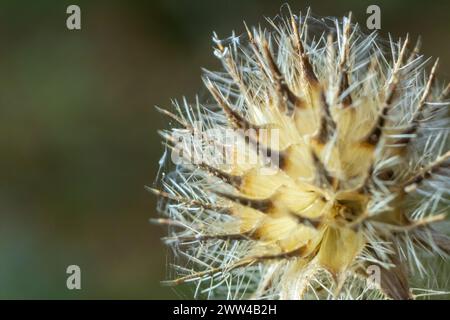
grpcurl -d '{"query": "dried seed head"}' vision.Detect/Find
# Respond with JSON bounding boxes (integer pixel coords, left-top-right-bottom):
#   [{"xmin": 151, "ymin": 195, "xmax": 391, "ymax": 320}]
[{"xmin": 152, "ymin": 8, "xmax": 450, "ymax": 299}]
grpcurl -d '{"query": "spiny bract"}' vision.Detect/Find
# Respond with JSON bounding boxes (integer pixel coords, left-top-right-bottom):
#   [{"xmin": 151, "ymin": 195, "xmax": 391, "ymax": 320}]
[{"xmin": 152, "ymin": 9, "xmax": 450, "ymax": 300}]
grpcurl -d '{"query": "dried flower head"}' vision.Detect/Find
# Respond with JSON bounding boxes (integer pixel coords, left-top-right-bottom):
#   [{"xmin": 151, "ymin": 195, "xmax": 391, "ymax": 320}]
[{"xmin": 151, "ymin": 8, "xmax": 450, "ymax": 299}]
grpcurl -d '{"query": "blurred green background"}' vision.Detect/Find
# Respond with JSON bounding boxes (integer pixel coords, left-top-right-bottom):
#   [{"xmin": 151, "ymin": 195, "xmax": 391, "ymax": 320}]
[{"xmin": 0, "ymin": 0, "xmax": 448, "ymax": 299}]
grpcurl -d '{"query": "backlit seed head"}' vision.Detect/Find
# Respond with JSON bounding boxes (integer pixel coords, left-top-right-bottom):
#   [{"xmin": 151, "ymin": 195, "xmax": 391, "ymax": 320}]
[{"xmin": 152, "ymin": 8, "xmax": 450, "ymax": 299}]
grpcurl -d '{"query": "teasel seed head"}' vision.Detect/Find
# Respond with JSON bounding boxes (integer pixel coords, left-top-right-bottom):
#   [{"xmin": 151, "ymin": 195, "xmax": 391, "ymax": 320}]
[{"xmin": 152, "ymin": 7, "xmax": 450, "ymax": 299}]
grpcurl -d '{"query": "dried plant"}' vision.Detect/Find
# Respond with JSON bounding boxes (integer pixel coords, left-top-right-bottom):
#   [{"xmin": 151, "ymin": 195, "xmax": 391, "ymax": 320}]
[{"xmin": 151, "ymin": 8, "xmax": 450, "ymax": 299}]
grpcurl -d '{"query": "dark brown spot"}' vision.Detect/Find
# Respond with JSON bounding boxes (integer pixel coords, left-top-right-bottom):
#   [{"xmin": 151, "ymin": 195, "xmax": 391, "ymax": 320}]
[{"xmin": 216, "ymin": 192, "xmax": 274, "ymax": 213}]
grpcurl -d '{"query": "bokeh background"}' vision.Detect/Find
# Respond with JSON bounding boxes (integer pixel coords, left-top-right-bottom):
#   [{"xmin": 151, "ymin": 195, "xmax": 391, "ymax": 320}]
[{"xmin": 0, "ymin": 0, "xmax": 448, "ymax": 299}]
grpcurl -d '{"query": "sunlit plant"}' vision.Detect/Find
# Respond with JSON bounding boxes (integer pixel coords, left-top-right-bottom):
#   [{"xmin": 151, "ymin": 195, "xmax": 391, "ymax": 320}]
[{"xmin": 151, "ymin": 8, "xmax": 449, "ymax": 299}]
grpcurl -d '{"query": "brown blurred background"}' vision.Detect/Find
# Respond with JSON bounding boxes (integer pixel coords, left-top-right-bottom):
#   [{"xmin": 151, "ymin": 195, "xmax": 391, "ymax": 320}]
[{"xmin": 0, "ymin": 0, "xmax": 448, "ymax": 299}]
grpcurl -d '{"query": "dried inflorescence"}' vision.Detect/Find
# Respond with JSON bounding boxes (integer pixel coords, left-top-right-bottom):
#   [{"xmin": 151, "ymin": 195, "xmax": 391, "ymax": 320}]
[{"xmin": 152, "ymin": 8, "xmax": 450, "ymax": 299}]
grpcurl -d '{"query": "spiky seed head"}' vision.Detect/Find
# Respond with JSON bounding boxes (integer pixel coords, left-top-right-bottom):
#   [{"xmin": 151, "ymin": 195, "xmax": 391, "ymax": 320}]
[{"xmin": 152, "ymin": 8, "xmax": 450, "ymax": 299}]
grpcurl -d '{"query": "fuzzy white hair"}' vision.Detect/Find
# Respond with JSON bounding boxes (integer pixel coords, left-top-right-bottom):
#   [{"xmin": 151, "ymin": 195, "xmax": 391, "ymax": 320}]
[{"xmin": 152, "ymin": 7, "xmax": 449, "ymax": 300}]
